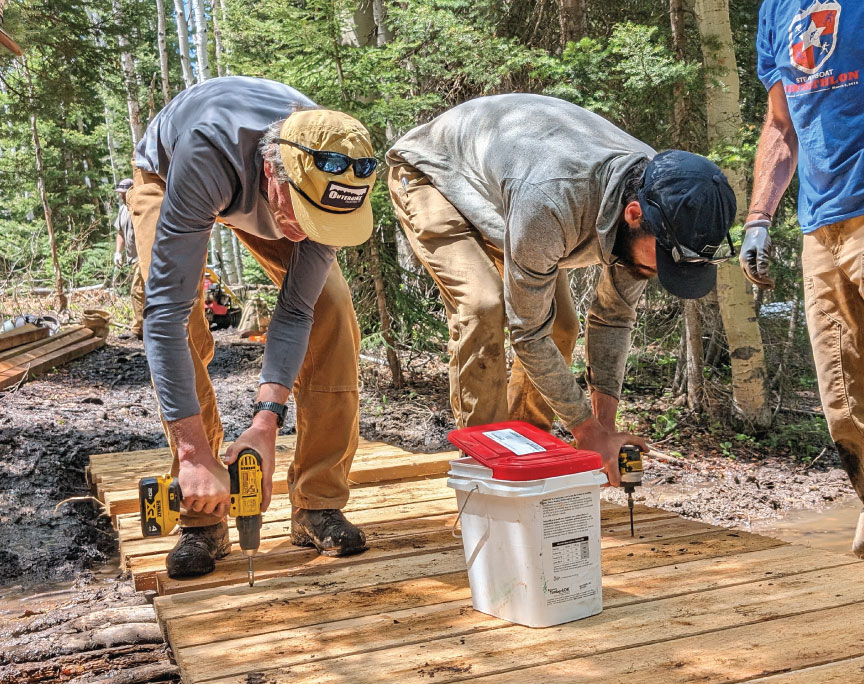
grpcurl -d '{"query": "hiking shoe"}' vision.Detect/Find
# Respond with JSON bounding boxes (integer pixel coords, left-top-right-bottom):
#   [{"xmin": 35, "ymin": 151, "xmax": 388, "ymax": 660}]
[
  {"xmin": 291, "ymin": 508, "xmax": 367, "ymax": 557},
  {"xmin": 853, "ymin": 510, "xmax": 864, "ymax": 560},
  {"xmin": 165, "ymin": 521, "xmax": 231, "ymax": 578}
]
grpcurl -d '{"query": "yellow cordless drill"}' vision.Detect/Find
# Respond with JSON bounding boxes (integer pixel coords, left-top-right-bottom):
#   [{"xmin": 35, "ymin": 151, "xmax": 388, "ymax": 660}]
[
  {"xmin": 618, "ymin": 445, "xmax": 644, "ymax": 537},
  {"xmin": 138, "ymin": 448, "xmax": 263, "ymax": 586}
]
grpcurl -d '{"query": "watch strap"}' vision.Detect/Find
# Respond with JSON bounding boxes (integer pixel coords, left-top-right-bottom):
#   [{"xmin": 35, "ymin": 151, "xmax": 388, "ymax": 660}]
[{"xmin": 253, "ymin": 401, "xmax": 287, "ymax": 428}]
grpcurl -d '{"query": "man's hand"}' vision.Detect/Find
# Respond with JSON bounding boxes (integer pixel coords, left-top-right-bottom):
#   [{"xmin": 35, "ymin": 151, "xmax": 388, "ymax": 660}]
[
  {"xmin": 570, "ymin": 416, "xmax": 647, "ymax": 487},
  {"xmin": 113, "ymin": 251, "xmax": 124, "ymax": 269},
  {"xmin": 222, "ymin": 411, "xmax": 279, "ymax": 513},
  {"xmin": 169, "ymin": 415, "xmax": 231, "ymax": 518},
  {"xmin": 739, "ymin": 219, "xmax": 775, "ymax": 289}
]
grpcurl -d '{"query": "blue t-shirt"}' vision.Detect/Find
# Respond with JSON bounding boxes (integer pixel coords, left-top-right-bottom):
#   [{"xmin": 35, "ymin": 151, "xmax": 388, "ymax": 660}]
[{"xmin": 757, "ymin": 0, "xmax": 864, "ymax": 232}]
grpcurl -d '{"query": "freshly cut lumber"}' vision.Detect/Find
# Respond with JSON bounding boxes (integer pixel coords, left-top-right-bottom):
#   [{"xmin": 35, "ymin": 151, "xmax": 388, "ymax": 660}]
[
  {"xmin": 0, "ymin": 334, "xmax": 103, "ymax": 390},
  {"xmin": 0, "ymin": 323, "xmax": 49, "ymax": 352},
  {"xmin": 193, "ymin": 562, "xmax": 864, "ymax": 684},
  {"xmin": 100, "ymin": 449, "xmax": 458, "ymax": 518},
  {"xmin": 747, "ymin": 655, "xmax": 864, "ymax": 682},
  {"xmin": 0, "ymin": 325, "xmax": 86, "ymax": 368}
]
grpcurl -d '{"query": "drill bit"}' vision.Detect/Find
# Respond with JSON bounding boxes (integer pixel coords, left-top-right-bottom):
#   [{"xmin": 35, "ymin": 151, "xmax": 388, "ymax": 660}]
[
  {"xmin": 627, "ymin": 490, "xmax": 635, "ymax": 537},
  {"xmin": 247, "ymin": 555, "xmax": 255, "ymax": 587}
]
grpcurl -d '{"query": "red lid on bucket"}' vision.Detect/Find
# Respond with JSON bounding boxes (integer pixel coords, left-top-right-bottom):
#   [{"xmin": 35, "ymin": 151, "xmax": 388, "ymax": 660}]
[{"xmin": 447, "ymin": 421, "xmax": 602, "ymax": 481}]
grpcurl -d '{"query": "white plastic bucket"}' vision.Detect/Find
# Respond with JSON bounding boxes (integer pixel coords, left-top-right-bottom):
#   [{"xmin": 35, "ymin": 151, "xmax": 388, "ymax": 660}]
[{"xmin": 448, "ymin": 456, "xmax": 607, "ymax": 628}]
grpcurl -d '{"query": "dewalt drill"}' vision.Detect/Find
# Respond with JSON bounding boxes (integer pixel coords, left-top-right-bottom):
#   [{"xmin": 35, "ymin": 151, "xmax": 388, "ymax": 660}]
[
  {"xmin": 618, "ymin": 445, "xmax": 644, "ymax": 537},
  {"xmin": 138, "ymin": 448, "xmax": 263, "ymax": 586}
]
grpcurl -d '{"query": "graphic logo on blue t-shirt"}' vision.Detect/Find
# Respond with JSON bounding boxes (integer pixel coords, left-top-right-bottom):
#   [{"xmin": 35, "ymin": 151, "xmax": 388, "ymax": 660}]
[{"xmin": 789, "ymin": 1, "xmax": 840, "ymax": 74}]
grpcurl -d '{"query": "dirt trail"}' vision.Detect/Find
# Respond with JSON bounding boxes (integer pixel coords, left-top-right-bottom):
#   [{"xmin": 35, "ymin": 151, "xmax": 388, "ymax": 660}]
[{"xmin": 0, "ymin": 331, "xmax": 857, "ymax": 683}]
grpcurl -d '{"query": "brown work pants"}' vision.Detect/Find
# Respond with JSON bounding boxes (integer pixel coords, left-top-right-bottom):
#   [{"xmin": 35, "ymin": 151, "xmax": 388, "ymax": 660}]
[
  {"xmin": 128, "ymin": 166, "xmax": 361, "ymax": 527},
  {"xmin": 803, "ymin": 213, "xmax": 864, "ymax": 504},
  {"xmin": 387, "ymin": 156, "xmax": 580, "ymax": 430},
  {"xmin": 129, "ymin": 261, "xmax": 145, "ymax": 337}
]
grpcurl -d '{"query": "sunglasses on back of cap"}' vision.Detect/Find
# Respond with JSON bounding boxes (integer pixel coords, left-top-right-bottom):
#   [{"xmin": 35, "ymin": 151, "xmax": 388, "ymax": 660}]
[
  {"xmin": 644, "ymin": 197, "xmax": 736, "ymax": 265},
  {"xmin": 277, "ymin": 139, "xmax": 378, "ymax": 179}
]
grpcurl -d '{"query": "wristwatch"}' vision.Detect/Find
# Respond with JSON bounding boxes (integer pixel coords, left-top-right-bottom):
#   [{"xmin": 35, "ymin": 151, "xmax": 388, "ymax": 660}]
[{"xmin": 252, "ymin": 401, "xmax": 288, "ymax": 428}]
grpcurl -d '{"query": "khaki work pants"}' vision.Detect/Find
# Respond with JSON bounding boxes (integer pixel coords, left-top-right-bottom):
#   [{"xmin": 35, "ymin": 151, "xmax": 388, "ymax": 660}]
[
  {"xmin": 387, "ymin": 156, "xmax": 580, "ymax": 430},
  {"xmin": 803, "ymin": 213, "xmax": 864, "ymax": 503},
  {"xmin": 128, "ymin": 166, "xmax": 361, "ymax": 527},
  {"xmin": 129, "ymin": 261, "xmax": 145, "ymax": 337}
]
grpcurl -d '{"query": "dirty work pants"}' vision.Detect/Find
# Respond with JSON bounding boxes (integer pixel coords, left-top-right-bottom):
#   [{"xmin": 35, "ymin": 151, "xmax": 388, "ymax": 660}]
[
  {"xmin": 803, "ymin": 213, "xmax": 864, "ymax": 504},
  {"xmin": 128, "ymin": 166, "xmax": 361, "ymax": 527},
  {"xmin": 129, "ymin": 261, "xmax": 145, "ymax": 337},
  {"xmin": 386, "ymin": 156, "xmax": 580, "ymax": 430}
]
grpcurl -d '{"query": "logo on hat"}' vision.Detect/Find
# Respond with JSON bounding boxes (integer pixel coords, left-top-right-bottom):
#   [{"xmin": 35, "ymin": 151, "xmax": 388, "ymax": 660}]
[
  {"xmin": 320, "ymin": 181, "xmax": 370, "ymax": 210},
  {"xmin": 788, "ymin": 1, "xmax": 841, "ymax": 75}
]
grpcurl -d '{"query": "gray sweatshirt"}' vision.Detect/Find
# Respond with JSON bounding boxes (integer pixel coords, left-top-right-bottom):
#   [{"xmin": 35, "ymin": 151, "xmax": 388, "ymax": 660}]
[
  {"xmin": 388, "ymin": 94, "xmax": 655, "ymax": 429},
  {"xmin": 134, "ymin": 76, "xmax": 336, "ymax": 422}
]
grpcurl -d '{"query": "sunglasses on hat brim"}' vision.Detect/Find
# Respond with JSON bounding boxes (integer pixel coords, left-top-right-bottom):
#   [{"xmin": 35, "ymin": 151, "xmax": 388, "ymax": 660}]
[
  {"xmin": 644, "ymin": 197, "xmax": 736, "ymax": 265},
  {"xmin": 277, "ymin": 139, "xmax": 377, "ymax": 179}
]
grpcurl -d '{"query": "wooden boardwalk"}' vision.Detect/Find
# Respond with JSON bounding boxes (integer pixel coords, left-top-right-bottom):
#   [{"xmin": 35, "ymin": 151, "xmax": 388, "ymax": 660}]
[{"xmin": 89, "ymin": 441, "xmax": 864, "ymax": 683}]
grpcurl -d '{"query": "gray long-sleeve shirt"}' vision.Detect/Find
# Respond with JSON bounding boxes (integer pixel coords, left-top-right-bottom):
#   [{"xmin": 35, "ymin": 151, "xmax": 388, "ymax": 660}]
[
  {"xmin": 134, "ymin": 76, "xmax": 336, "ymax": 422},
  {"xmin": 388, "ymin": 94, "xmax": 655, "ymax": 429}
]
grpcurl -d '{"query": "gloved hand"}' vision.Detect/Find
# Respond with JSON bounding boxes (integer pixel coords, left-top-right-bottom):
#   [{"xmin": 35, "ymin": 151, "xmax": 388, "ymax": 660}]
[
  {"xmin": 739, "ymin": 219, "xmax": 775, "ymax": 289},
  {"xmin": 113, "ymin": 251, "xmax": 124, "ymax": 269}
]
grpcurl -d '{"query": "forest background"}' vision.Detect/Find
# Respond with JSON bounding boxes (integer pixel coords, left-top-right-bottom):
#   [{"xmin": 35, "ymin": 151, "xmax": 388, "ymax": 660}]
[{"xmin": 0, "ymin": 0, "xmax": 825, "ymax": 458}]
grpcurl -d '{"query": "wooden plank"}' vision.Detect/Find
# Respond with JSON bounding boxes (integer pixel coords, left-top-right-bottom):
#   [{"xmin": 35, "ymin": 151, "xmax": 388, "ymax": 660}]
[
  {"xmin": 177, "ymin": 558, "xmax": 864, "ymax": 683},
  {"xmin": 160, "ymin": 544, "xmax": 859, "ymax": 654},
  {"xmin": 746, "ymin": 655, "xmax": 864, "ymax": 682},
  {"xmin": 101, "ymin": 450, "xmax": 459, "ymax": 517},
  {"xmin": 0, "ymin": 335, "xmax": 103, "ymax": 390},
  {"xmin": 152, "ymin": 523, "xmax": 779, "ymax": 597},
  {"xmin": 0, "ymin": 326, "xmax": 90, "ymax": 372},
  {"xmin": 0, "ymin": 323, "xmax": 48, "ymax": 352},
  {"xmin": 461, "ymin": 605, "xmax": 864, "ymax": 684}
]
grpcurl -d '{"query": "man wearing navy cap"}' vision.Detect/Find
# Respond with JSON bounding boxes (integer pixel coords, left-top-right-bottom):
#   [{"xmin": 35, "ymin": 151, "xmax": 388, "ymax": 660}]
[{"xmin": 387, "ymin": 94, "xmax": 736, "ymax": 485}]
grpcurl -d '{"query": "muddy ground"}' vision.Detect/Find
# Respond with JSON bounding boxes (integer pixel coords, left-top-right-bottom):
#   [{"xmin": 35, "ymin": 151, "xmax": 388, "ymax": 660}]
[{"xmin": 0, "ymin": 329, "xmax": 857, "ymax": 682}]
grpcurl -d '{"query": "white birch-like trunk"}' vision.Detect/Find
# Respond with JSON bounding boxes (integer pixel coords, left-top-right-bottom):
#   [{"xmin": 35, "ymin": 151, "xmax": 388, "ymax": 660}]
[
  {"xmin": 155, "ymin": 0, "xmax": 171, "ymax": 103},
  {"xmin": 111, "ymin": 0, "xmax": 144, "ymax": 144},
  {"xmin": 231, "ymin": 232, "xmax": 244, "ymax": 285},
  {"xmin": 173, "ymin": 0, "xmax": 195, "ymax": 88},
  {"xmin": 191, "ymin": 0, "xmax": 210, "ymax": 82},
  {"xmin": 694, "ymin": 0, "xmax": 771, "ymax": 428},
  {"xmin": 220, "ymin": 226, "xmax": 237, "ymax": 284}
]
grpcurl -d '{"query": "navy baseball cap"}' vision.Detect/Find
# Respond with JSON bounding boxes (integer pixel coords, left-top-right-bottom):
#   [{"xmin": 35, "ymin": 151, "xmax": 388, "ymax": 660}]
[{"xmin": 638, "ymin": 150, "xmax": 737, "ymax": 299}]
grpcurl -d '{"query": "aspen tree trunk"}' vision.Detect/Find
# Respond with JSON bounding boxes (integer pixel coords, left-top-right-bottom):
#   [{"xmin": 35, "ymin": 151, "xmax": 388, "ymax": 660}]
[
  {"xmin": 220, "ymin": 226, "xmax": 238, "ymax": 284},
  {"xmin": 231, "ymin": 233, "xmax": 244, "ymax": 285},
  {"xmin": 670, "ymin": 0, "xmax": 690, "ymax": 145},
  {"xmin": 212, "ymin": 0, "xmax": 225, "ymax": 77},
  {"xmin": 693, "ymin": 0, "xmax": 771, "ymax": 428},
  {"xmin": 24, "ymin": 61, "xmax": 66, "ymax": 313},
  {"xmin": 111, "ymin": 0, "xmax": 144, "ymax": 144},
  {"xmin": 556, "ymin": 0, "xmax": 586, "ymax": 51},
  {"xmin": 373, "ymin": 0, "xmax": 392, "ymax": 45},
  {"xmin": 173, "ymin": 0, "xmax": 195, "ymax": 88},
  {"xmin": 191, "ymin": 0, "xmax": 210, "ymax": 82},
  {"xmin": 155, "ymin": 0, "xmax": 171, "ymax": 103},
  {"xmin": 369, "ymin": 233, "xmax": 403, "ymax": 388}
]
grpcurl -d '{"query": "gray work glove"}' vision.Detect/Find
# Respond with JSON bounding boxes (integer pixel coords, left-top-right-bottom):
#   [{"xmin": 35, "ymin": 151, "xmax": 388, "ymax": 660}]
[
  {"xmin": 113, "ymin": 251, "xmax": 124, "ymax": 269},
  {"xmin": 739, "ymin": 219, "xmax": 775, "ymax": 289}
]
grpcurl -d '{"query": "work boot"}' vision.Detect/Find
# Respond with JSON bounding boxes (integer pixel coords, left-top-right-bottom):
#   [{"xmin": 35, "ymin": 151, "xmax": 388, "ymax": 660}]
[
  {"xmin": 291, "ymin": 508, "xmax": 367, "ymax": 557},
  {"xmin": 165, "ymin": 521, "xmax": 231, "ymax": 578},
  {"xmin": 853, "ymin": 510, "xmax": 864, "ymax": 560}
]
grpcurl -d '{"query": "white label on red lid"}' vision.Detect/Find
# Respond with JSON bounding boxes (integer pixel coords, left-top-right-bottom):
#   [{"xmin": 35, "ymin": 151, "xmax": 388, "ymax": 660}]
[{"xmin": 482, "ymin": 428, "xmax": 545, "ymax": 456}]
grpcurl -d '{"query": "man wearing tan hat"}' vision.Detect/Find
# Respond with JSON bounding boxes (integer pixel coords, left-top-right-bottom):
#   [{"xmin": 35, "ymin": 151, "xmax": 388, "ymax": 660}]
[{"xmin": 128, "ymin": 76, "xmax": 377, "ymax": 577}]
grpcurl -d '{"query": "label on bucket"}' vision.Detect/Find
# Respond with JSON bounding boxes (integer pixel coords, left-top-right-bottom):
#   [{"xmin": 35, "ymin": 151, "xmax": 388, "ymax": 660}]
[
  {"xmin": 482, "ymin": 428, "xmax": 545, "ymax": 456},
  {"xmin": 540, "ymin": 491, "xmax": 601, "ymax": 607}
]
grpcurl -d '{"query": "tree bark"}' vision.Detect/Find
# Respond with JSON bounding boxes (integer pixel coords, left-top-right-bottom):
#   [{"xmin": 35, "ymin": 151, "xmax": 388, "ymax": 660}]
[
  {"xmin": 373, "ymin": 0, "xmax": 392, "ymax": 45},
  {"xmin": 369, "ymin": 234, "xmax": 403, "ymax": 388},
  {"xmin": 669, "ymin": 0, "xmax": 690, "ymax": 145},
  {"xmin": 693, "ymin": 0, "xmax": 771, "ymax": 429},
  {"xmin": 556, "ymin": 0, "xmax": 586, "ymax": 51},
  {"xmin": 172, "ymin": 0, "xmax": 195, "ymax": 88},
  {"xmin": 191, "ymin": 0, "xmax": 210, "ymax": 82},
  {"xmin": 231, "ymin": 232, "xmax": 244, "ymax": 285},
  {"xmin": 212, "ymin": 0, "xmax": 225, "ymax": 77},
  {"xmin": 684, "ymin": 299, "xmax": 704, "ymax": 411},
  {"xmin": 155, "ymin": 0, "xmax": 172, "ymax": 103},
  {"xmin": 24, "ymin": 60, "xmax": 66, "ymax": 313},
  {"xmin": 219, "ymin": 226, "xmax": 237, "ymax": 284},
  {"xmin": 111, "ymin": 0, "xmax": 144, "ymax": 144}
]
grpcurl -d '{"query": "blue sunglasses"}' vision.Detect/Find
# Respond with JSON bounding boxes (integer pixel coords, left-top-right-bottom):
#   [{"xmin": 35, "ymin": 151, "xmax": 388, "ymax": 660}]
[{"xmin": 277, "ymin": 139, "xmax": 377, "ymax": 179}]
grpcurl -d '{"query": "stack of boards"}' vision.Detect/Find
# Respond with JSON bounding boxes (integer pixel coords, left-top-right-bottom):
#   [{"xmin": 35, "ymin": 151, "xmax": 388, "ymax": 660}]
[{"xmin": 0, "ymin": 323, "xmax": 105, "ymax": 391}]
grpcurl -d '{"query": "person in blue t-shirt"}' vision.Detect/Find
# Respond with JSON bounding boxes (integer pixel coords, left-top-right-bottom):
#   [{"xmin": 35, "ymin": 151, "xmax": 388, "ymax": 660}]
[{"xmin": 741, "ymin": 0, "xmax": 864, "ymax": 558}]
